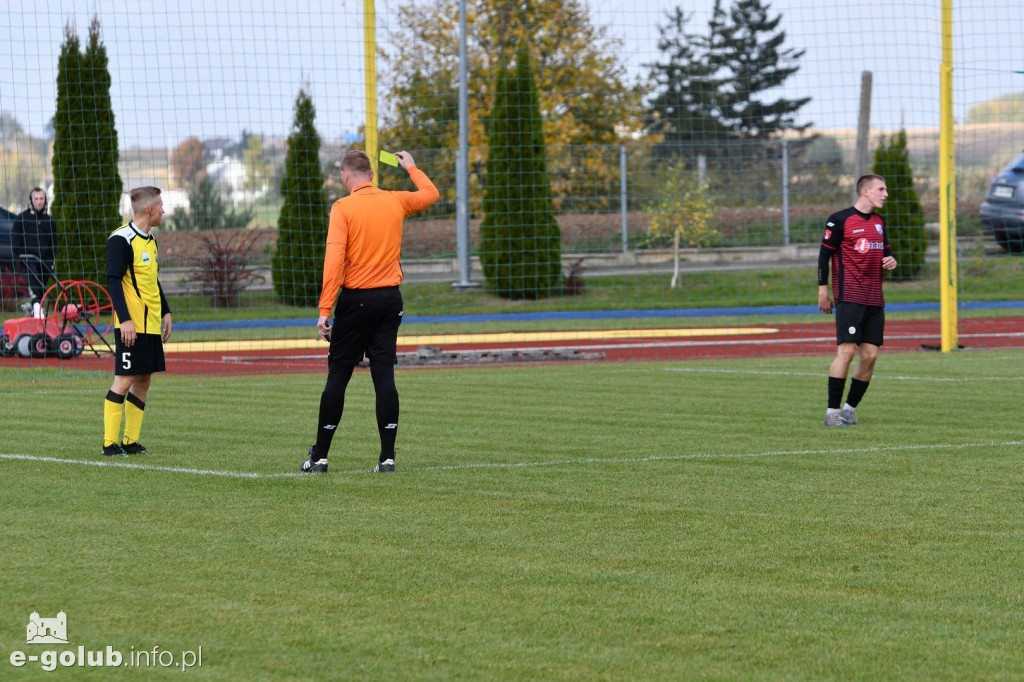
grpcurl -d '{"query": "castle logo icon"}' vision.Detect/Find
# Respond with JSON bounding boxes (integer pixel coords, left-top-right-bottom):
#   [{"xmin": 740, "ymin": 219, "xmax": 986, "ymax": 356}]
[{"xmin": 26, "ymin": 611, "xmax": 68, "ymax": 644}]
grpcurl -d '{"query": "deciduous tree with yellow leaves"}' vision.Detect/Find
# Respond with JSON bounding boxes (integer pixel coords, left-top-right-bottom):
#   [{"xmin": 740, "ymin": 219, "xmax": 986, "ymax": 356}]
[{"xmin": 380, "ymin": 0, "xmax": 643, "ymax": 214}]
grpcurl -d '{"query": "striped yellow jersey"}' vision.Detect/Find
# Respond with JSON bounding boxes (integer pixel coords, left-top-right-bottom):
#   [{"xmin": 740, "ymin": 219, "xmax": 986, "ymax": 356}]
[{"xmin": 106, "ymin": 223, "xmax": 167, "ymax": 334}]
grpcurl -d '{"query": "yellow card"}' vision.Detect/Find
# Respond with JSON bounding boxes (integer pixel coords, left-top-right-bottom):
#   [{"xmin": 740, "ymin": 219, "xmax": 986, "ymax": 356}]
[{"xmin": 379, "ymin": 150, "xmax": 398, "ymax": 167}]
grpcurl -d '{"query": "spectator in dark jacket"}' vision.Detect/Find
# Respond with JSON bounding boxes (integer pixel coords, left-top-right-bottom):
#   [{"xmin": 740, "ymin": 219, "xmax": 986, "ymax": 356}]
[{"xmin": 12, "ymin": 187, "xmax": 57, "ymax": 313}]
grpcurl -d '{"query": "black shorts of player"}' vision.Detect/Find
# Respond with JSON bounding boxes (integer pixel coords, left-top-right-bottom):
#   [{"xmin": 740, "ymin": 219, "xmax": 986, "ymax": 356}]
[
  {"xmin": 113, "ymin": 330, "xmax": 167, "ymax": 375},
  {"xmin": 835, "ymin": 302, "xmax": 885, "ymax": 346},
  {"xmin": 328, "ymin": 286, "xmax": 404, "ymax": 367}
]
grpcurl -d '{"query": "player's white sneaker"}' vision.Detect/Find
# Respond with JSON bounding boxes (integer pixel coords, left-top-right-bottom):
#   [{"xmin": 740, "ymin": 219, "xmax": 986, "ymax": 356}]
[
  {"xmin": 374, "ymin": 458, "xmax": 396, "ymax": 473},
  {"xmin": 824, "ymin": 412, "xmax": 848, "ymax": 427},
  {"xmin": 840, "ymin": 408, "xmax": 857, "ymax": 426}
]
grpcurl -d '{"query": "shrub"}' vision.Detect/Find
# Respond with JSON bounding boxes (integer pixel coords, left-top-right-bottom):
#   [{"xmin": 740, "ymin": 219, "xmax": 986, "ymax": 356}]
[
  {"xmin": 188, "ymin": 231, "xmax": 265, "ymax": 308},
  {"xmin": 645, "ymin": 162, "xmax": 719, "ymax": 248},
  {"xmin": 873, "ymin": 130, "xmax": 927, "ymax": 281},
  {"xmin": 0, "ymin": 269, "xmax": 28, "ymax": 312}
]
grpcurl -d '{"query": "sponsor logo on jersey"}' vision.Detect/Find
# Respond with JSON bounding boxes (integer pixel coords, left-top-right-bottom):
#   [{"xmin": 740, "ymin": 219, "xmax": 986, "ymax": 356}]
[
  {"xmin": 854, "ymin": 238, "xmax": 885, "ymax": 253},
  {"xmin": 852, "ymin": 228, "xmax": 865, "ymax": 234}
]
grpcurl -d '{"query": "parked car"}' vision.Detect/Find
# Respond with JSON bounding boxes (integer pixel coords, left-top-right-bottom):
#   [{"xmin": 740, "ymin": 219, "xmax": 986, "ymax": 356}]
[
  {"xmin": 980, "ymin": 151, "xmax": 1024, "ymax": 253},
  {"xmin": 0, "ymin": 206, "xmax": 17, "ymax": 272}
]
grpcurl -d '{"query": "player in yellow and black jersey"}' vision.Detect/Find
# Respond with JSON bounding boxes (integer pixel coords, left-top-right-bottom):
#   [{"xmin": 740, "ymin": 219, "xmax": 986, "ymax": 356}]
[{"xmin": 101, "ymin": 186, "xmax": 173, "ymax": 457}]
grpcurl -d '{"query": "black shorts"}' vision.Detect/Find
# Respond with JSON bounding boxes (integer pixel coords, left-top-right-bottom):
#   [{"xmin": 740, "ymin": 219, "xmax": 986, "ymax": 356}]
[
  {"xmin": 835, "ymin": 302, "xmax": 884, "ymax": 346},
  {"xmin": 328, "ymin": 286, "xmax": 404, "ymax": 366},
  {"xmin": 114, "ymin": 330, "xmax": 166, "ymax": 375}
]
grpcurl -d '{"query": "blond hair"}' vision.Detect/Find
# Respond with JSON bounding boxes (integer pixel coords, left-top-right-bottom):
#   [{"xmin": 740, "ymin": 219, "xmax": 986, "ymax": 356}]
[{"xmin": 130, "ymin": 186, "xmax": 162, "ymax": 214}]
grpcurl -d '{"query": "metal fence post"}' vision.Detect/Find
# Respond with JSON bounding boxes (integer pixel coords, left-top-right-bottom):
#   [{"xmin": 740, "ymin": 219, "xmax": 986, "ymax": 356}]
[
  {"xmin": 620, "ymin": 145, "xmax": 628, "ymax": 253},
  {"xmin": 782, "ymin": 139, "xmax": 790, "ymax": 247},
  {"xmin": 452, "ymin": 0, "xmax": 478, "ymax": 288}
]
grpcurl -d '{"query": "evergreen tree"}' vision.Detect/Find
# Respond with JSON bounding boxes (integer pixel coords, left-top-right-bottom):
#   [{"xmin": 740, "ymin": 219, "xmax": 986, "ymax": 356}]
[
  {"xmin": 644, "ymin": 7, "xmax": 728, "ymax": 160},
  {"xmin": 273, "ymin": 88, "xmax": 327, "ymax": 307},
  {"xmin": 51, "ymin": 17, "xmax": 123, "ymax": 283},
  {"xmin": 480, "ymin": 43, "xmax": 562, "ymax": 299},
  {"xmin": 872, "ymin": 129, "xmax": 927, "ymax": 281},
  {"xmin": 708, "ymin": 0, "xmax": 811, "ymax": 140}
]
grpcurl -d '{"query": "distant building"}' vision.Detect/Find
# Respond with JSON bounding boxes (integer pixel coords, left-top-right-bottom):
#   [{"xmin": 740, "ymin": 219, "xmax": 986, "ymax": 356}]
[{"xmin": 206, "ymin": 158, "xmax": 267, "ymax": 206}]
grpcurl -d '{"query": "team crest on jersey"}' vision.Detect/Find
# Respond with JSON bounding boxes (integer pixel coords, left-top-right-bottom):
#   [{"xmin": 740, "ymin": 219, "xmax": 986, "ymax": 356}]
[
  {"xmin": 823, "ymin": 229, "xmax": 832, "ymax": 240},
  {"xmin": 875, "ymin": 224, "xmax": 883, "ymax": 234},
  {"xmin": 141, "ymin": 252, "xmax": 151, "ymax": 264}
]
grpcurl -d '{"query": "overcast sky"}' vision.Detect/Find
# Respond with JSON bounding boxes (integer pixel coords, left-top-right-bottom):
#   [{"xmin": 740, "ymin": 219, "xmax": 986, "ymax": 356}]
[{"xmin": 2, "ymin": 0, "xmax": 1022, "ymax": 148}]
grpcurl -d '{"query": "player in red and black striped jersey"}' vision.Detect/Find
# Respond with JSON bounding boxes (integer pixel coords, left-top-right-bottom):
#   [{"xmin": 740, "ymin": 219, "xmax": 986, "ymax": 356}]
[{"xmin": 817, "ymin": 174, "xmax": 898, "ymax": 427}]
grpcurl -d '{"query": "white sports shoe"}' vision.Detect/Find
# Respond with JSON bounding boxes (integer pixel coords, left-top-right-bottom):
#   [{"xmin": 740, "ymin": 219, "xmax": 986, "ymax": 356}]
[{"xmin": 824, "ymin": 412, "xmax": 848, "ymax": 427}]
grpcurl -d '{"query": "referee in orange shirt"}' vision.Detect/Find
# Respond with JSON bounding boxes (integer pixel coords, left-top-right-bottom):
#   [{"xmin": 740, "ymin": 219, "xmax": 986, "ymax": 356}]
[{"xmin": 301, "ymin": 150, "xmax": 439, "ymax": 474}]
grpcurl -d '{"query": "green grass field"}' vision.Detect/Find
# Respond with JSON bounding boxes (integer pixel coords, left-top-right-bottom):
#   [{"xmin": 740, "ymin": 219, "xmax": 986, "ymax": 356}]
[{"xmin": 2, "ymin": 351, "xmax": 1024, "ymax": 679}]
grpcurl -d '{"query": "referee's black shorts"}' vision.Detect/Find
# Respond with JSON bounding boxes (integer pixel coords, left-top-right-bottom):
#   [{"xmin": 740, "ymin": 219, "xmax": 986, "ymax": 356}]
[
  {"xmin": 328, "ymin": 286, "xmax": 404, "ymax": 366},
  {"xmin": 113, "ymin": 330, "xmax": 166, "ymax": 375},
  {"xmin": 835, "ymin": 302, "xmax": 885, "ymax": 346}
]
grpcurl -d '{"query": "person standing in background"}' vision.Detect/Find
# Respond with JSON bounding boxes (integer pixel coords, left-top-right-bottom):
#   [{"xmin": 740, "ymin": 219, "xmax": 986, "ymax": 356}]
[{"xmin": 12, "ymin": 187, "xmax": 57, "ymax": 317}]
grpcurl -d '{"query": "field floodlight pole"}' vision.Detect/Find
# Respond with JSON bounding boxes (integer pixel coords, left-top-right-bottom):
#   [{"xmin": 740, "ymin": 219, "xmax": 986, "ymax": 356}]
[
  {"xmin": 453, "ymin": 0, "xmax": 479, "ymax": 288},
  {"xmin": 939, "ymin": 0, "xmax": 958, "ymax": 351},
  {"xmin": 363, "ymin": 0, "xmax": 379, "ymax": 184}
]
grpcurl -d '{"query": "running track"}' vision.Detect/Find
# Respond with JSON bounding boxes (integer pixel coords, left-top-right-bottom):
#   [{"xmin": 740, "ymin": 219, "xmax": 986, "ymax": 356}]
[{"xmin": 4, "ymin": 315, "xmax": 1022, "ymax": 375}]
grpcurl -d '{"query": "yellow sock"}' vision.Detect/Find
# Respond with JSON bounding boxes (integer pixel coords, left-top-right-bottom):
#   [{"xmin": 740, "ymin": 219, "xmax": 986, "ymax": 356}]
[
  {"xmin": 123, "ymin": 393, "xmax": 146, "ymax": 445},
  {"xmin": 104, "ymin": 391, "xmax": 125, "ymax": 447}
]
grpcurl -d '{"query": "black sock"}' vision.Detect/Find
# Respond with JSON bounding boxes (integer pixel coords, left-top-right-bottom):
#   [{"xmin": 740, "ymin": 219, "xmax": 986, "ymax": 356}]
[
  {"xmin": 370, "ymin": 360, "xmax": 399, "ymax": 461},
  {"xmin": 846, "ymin": 378, "xmax": 869, "ymax": 408},
  {"xmin": 828, "ymin": 376, "xmax": 846, "ymax": 410},
  {"xmin": 314, "ymin": 364, "xmax": 355, "ymax": 457}
]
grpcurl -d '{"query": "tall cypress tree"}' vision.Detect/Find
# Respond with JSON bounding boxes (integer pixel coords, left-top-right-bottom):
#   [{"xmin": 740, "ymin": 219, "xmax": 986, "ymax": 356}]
[
  {"xmin": 273, "ymin": 88, "xmax": 327, "ymax": 306},
  {"xmin": 873, "ymin": 129, "xmax": 927, "ymax": 281},
  {"xmin": 480, "ymin": 42, "xmax": 561, "ymax": 299},
  {"xmin": 51, "ymin": 17, "xmax": 123, "ymax": 283}
]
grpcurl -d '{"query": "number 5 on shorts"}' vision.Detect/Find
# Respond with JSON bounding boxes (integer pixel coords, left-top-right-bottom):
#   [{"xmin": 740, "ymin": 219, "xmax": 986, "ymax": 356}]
[{"xmin": 121, "ymin": 351, "xmax": 132, "ymax": 371}]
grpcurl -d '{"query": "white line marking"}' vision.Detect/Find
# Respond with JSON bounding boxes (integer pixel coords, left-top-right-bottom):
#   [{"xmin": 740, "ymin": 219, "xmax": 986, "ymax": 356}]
[
  {"xmin": 663, "ymin": 367, "xmax": 1024, "ymax": 382},
  {"xmin": 402, "ymin": 441, "xmax": 1024, "ymax": 472},
  {"xmin": 2, "ymin": 440, "xmax": 1020, "ymax": 478}
]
